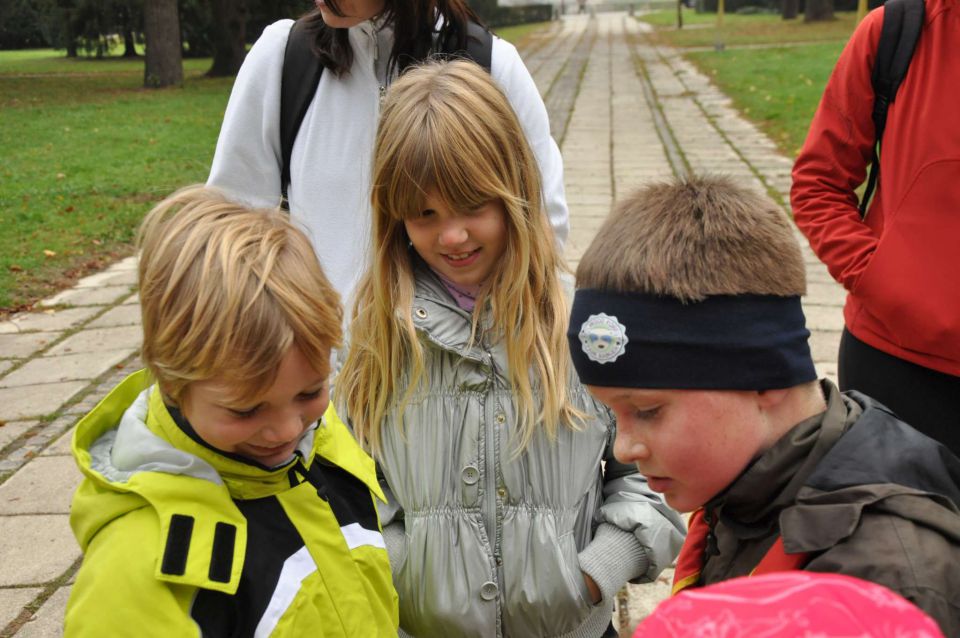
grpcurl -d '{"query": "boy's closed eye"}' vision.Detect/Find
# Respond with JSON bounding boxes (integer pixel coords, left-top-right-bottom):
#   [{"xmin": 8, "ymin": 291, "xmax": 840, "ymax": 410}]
[
  {"xmin": 635, "ymin": 406, "xmax": 661, "ymax": 421},
  {"xmin": 224, "ymin": 386, "xmax": 327, "ymax": 420}
]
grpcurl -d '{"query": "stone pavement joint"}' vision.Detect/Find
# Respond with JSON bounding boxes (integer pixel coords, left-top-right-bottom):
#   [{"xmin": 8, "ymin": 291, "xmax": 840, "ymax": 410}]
[{"xmin": 0, "ymin": 14, "xmax": 846, "ymax": 637}]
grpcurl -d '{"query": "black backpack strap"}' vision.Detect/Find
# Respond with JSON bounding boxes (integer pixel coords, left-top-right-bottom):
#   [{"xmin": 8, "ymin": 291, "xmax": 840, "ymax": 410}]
[
  {"xmin": 280, "ymin": 18, "xmax": 324, "ymax": 211},
  {"xmin": 860, "ymin": 0, "xmax": 924, "ymax": 216},
  {"xmin": 436, "ymin": 20, "xmax": 493, "ymax": 71}
]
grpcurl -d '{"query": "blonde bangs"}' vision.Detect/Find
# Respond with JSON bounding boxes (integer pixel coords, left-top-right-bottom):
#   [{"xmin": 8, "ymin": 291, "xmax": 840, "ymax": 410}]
[{"xmin": 375, "ymin": 101, "xmax": 515, "ymax": 224}]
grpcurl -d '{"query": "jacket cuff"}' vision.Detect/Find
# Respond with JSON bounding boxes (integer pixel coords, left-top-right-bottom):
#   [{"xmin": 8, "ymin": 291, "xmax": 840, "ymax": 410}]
[
  {"xmin": 578, "ymin": 523, "xmax": 648, "ymax": 603},
  {"xmin": 381, "ymin": 521, "xmax": 406, "ymax": 574}
]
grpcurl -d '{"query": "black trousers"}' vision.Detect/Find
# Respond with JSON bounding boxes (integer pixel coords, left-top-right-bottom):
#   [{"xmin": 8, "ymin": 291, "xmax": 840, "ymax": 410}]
[{"xmin": 839, "ymin": 328, "xmax": 960, "ymax": 455}]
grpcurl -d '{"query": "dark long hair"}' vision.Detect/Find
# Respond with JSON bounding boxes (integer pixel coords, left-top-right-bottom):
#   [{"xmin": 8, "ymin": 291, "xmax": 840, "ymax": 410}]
[{"xmin": 303, "ymin": 0, "xmax": 483, "ymax": 76}]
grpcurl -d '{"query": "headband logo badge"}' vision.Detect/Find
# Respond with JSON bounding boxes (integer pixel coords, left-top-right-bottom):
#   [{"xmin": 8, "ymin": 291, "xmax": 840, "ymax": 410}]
[{"xmin": 579, "ymin": 313, "xmax": 628, "ymax": 364}]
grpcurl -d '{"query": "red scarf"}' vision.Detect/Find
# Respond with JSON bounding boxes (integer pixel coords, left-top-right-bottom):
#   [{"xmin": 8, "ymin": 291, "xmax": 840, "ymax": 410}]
[{"xmin": 672, "ymin": 508, "xmax": 811, "ymax": 595}]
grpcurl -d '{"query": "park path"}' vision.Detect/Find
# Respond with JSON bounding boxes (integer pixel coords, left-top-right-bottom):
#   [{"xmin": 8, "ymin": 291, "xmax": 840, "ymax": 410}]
[{"xmin": 0, "ymin": 13, "xmax": 844, "ymax": 637}]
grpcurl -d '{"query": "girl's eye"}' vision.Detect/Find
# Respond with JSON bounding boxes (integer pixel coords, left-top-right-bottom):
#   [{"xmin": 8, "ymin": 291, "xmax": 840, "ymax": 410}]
[{"xmin": 413, "ymin": 208, "xmax": 435, "ymax": 219}]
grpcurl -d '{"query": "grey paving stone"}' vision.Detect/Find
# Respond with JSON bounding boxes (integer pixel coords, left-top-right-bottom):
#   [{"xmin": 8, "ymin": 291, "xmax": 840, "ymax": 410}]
[
  {"xmin": 0, "ymin": 515, "xmax": 79, "ymax": 586},
  {"xmin": 39, "ymin": 428, "xmax": 75, "ymax": 458},
  {"xmin": 37, "ymin": 285, "xmax": 132, "ymax": 309},
  {"xmin": 14, "ymin": 586, "xmax": 70, "ymax": 638},
  {"xmin": 816, "ymin": 362, "xmax": 839, "ymax": 386},
  {"xmin": 804, "ymin": 281, "xmax": 845, "ymax": 307},
  {"xmin": 0, "ymin": 456, "xmax": 82, "ymax": 515},
  {"xmin": 0, "ymin": 360, "xmax": 12, "ymax": 376},
  {"xmin": 120, "ymin": 292, "xmax": 139, "ymax": 306},
  {"xmin": 85, "ymin": 304, "xmax": 140, "ymax": 329},
  {"xmin": 0, "ymin": 308, "xmax": 102, "ymax": 335},
  {"xmin": 0, "ymin": 383, "xmax": 88, "ymax": 422},
  {"xmin": 804, "ymin": 304, "xmax": 846, "ymax": 332},
  {"xmin": 73, "ymin": 269, "xmax": 136, "ymax": 289},
  {"xmin": 0, "ymin": 587, "xmax": 42, "ymax": 632},
  {"xmin": 45, "ymin": 326, "xmax": 142, "ymax": 357},
  {"xmin": 809, "ymin": 330, "xmax": 843, "ymax": 364},
  {"xmin": 0, "ymin": 334, "xmax": 57, "ymax": 360},
  {"xmin": 0, "ymin": 350, "xmax": 131, "ymax": 389},
  {"xmin": 0, "ymin": 421, "xmax": 36, "ymax": 452},
  {"xmin": 63, "ymin": 359, "xmax": 140, "ymax": 416},
  {"xmin": 107, "ymin": 256, "xmax": 138, "ymax": 271}
]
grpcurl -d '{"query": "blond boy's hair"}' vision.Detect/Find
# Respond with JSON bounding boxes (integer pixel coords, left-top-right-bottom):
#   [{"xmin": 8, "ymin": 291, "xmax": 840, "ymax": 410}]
[
  {"xmin": 338, "ymin": 60, "xmax": 580, "ymax": 456},
  {"xmin": 576, "ymin": 175, "xmax": 807, "ymax": 301},
  {"xmin": 137, "ymin": 185, "xmax": 342, "ymax": 405}
]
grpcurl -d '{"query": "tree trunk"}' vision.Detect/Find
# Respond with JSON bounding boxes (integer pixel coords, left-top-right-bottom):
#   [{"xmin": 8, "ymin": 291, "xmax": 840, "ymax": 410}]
[
  {"xmin": 143, "ymin": 0, "xmax": 182, "ymax": 88},
  {"xmin": 206, "ymin": 0, "xmax": 248, "ymax": 77},
  {"xmin": 120, "ymin": 2, "xmax": 138, "ymax": 57},
  {"xmin": 804, "ymin": 0, "xmax": 834, "ymax": 22},
  {"xmin": 123, "ymin": 27, "xmax": 137, "ymax": 56},
  {"xmin": 782, "ymin": 0, "xmax": 799, "ymax": 19},
  {"xmin": 64, "ymin": 8, "xmax": 78, "ymax": 57}
]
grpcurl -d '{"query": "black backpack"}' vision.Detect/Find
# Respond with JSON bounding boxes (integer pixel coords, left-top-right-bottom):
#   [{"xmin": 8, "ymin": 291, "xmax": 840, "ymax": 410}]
[
  {"xmin": 860, "ymin": 0, "xmax": 925, "ymax": 216},
  {"xmin": 278, "ymin": 18, "xmax": 493, "ymax": 210}
]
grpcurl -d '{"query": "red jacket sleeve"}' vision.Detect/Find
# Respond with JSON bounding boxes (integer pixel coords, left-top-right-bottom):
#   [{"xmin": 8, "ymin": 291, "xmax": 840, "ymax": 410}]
[{"xmin": 790, "ymin": 10, "xmax": 885, "ymax": 292}]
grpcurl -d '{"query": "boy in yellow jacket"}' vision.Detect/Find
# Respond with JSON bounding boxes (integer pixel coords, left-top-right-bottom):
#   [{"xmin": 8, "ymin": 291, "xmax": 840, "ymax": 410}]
[{"xmin": 65, "ymin": 186, "xmax": 398, "ymax": 637}]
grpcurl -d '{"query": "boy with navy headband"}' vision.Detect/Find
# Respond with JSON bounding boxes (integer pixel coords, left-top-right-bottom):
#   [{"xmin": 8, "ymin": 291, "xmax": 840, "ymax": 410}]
[{"xmin": 567, "ymin": 176, "xmax": 960, "ymax": 635}]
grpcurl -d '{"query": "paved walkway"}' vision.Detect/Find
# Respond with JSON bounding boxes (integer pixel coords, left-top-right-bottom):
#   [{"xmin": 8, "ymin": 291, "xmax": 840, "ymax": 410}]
[{"xmin": 0, "ymin": 13, "xmax": 845, "ymax": 637}]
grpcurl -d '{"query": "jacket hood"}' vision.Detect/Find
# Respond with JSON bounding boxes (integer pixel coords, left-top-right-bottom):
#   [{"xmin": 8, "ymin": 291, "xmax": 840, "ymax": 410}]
[{"xmin": 781, "ymin": 391, "xmax": 960, "ymax": 552}]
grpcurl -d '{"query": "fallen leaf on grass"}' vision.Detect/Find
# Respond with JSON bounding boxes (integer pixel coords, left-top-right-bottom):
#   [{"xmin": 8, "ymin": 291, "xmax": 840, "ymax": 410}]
[
  {"xmin": 43, "ymin": 249, "xmax": 57, "ymax": 257},
  {"xmin": 8, "ymin": 265, "xmax": 22, "ymax": 272}
]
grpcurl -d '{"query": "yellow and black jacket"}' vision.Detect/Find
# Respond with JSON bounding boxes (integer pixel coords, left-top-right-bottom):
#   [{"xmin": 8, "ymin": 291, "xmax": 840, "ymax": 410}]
[{"xmin": 65, "ymin": 369, "xmax": 398, "ymax": 637}]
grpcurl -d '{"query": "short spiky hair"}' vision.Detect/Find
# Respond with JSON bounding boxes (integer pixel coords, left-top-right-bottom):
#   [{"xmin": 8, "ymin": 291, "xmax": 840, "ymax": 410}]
[
  {"xmin": 137, "ymin": 185, "xmax": 342, "ymax": 405},
  {"xmin": 576, "ymin": 175, "xmax": 806, "ymax": 301}
]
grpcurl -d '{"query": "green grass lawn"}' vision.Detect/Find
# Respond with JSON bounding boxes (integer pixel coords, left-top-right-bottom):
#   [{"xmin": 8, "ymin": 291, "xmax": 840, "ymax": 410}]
[
  {"xmin": 637, "ymin": 10, "xmax": 853, "ymax": 156},
  {"xmin": 494, "ymin": 21, "xmax": 553, "ymax": 46},
  {"xmin": 0, "ymin": 49, "xmax": 233, "ymax": 314},
  {"xmin": 688, "ymin": 41, "xmax": 845, "ymax": 156},
  {"xmin": 638, "ymin": 8, "xmax": 857, "ymax": 47},
  {"xmin": 0, "ymin": 21, "xmax": 555, "ymax": 316}
]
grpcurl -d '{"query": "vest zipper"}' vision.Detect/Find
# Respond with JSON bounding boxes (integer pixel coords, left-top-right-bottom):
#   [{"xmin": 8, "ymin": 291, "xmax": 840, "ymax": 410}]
[{"xmin": 372, "ymin": 24, "xmax": 386, "ymax": 105}]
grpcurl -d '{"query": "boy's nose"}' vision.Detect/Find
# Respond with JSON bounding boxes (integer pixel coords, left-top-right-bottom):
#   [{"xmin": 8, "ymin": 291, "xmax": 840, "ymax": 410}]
[
  {"xmin": 263, "ymin": 411, "xmax": 304, "ymax": 443},
  {"xmin": 613, "ymin": 427, "xmax": 651, "ymax": 465}
]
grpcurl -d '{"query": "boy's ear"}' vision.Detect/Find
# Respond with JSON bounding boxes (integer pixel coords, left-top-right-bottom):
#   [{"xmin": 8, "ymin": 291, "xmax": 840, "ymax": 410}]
[{"xmin": 755, "ymin": 388, "xmax": 789, "ymax": 410}]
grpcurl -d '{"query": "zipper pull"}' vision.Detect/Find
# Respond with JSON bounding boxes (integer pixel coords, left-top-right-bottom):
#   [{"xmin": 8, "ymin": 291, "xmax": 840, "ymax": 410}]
[{"xmin": 379, "ymin": 84, "xmax": 386, "ymax": 106}]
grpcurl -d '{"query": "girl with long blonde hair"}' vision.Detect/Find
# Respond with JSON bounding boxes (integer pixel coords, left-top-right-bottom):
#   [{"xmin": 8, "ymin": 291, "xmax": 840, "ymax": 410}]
[{"xmin": 338, "ymin": 60, "xmax": 684, "ymax": 638}]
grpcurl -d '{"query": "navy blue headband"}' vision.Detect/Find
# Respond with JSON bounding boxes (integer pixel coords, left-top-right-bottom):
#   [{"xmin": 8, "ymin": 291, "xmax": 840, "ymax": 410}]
[{"xmin": 568, "ymin": 290, "xmax": 816, "ymax": 390}]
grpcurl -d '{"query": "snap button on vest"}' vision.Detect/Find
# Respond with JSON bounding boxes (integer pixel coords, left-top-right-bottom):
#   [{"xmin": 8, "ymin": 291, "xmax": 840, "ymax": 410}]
[
  {"xmin": 480, "ymin": 581, "xmax": 499, "ymax": 600},
  {"xmin": 461, "ymin": 465, "xmax": 480, "ymax": 485},
  {"xmin": 414, "ymin": 307, "xmax": 428, "ymax": 319}
]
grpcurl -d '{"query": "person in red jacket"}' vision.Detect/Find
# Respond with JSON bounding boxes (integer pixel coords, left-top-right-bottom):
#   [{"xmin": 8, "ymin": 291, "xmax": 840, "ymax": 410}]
[{"xmin": 791, "ymin": 0, "xmax": 960, "ymax": 454}]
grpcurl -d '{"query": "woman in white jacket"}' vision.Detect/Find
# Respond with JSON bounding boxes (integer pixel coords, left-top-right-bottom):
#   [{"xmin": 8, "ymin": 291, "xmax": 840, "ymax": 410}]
[{"xmin": 207, "ymin": 0, "xmax": 568, "ymax": 305}]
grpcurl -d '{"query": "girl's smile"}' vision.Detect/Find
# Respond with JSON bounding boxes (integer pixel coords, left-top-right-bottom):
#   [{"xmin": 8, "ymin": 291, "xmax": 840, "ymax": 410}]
[{"xmin": 404, "ymin": 190, "xmax": 508, "ymax": 288}]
